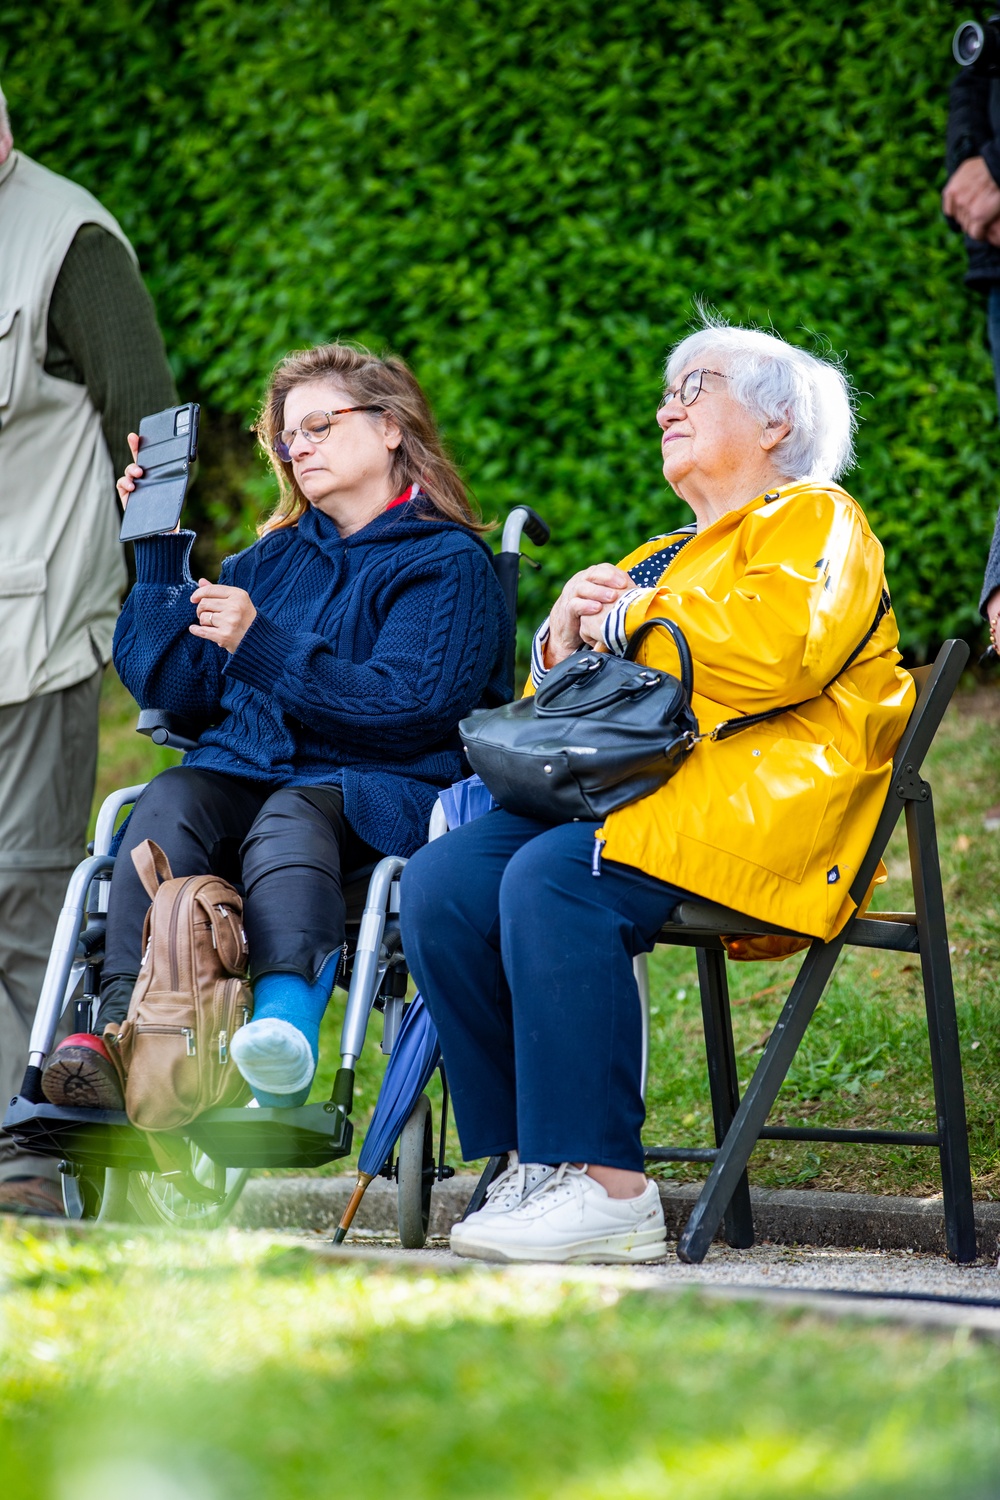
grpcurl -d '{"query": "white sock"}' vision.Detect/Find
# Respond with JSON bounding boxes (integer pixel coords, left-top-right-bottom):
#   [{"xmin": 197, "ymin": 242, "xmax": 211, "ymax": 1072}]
[{"xmin": 229, "ymin": 1017, "xmax": 315, "ymax": 1095}]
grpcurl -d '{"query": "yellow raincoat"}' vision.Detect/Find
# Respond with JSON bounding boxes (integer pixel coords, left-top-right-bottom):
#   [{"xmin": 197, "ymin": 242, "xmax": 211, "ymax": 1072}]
[{"xmin": 539, "ymin": 481, "xmax": 914, "ymax": 944}]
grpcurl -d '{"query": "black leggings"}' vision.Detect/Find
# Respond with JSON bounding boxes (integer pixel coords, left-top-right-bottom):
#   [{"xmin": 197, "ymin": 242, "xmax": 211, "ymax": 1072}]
[{"xmin": 98, "ymin": 766, "xmax": 382, "ymax": 1027}]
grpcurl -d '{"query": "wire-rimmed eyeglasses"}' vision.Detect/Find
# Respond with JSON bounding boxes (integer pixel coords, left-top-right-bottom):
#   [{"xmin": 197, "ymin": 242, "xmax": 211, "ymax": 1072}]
[
  {"xmin": 657, "ymin": 368, "xmax": 728, "ymax": 414},
  {"xmin": 272, "ymin": 406, "xmax": 384, "ymax": 463}
]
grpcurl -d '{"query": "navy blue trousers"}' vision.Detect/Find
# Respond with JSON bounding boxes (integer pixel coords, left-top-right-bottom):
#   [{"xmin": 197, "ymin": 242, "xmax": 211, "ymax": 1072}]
[{"xmin": 399, "ymin": 811, "xmax": 687, "ymax": 1172}]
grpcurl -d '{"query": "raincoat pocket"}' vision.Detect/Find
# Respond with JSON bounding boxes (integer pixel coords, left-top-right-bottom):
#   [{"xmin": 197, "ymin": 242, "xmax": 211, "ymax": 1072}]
[{"xmin": 688, "ymin": 733, "xmax": 835, "ymax": 885}]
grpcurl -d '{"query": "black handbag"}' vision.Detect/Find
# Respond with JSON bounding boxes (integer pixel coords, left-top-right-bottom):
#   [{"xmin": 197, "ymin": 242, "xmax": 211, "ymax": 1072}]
[
  {"xmin": 460, "ymin": 594, "xmax": 891, "ymax": 824},
  {"xmin": 460, "ymin": 618, "xmax": 700, "ymax": 822}
]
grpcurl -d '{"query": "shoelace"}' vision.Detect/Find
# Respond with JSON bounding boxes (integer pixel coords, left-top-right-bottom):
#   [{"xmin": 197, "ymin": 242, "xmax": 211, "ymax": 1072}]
[
  {"xmin": 522, "ymin": 1162, "xmax": 591, "ymax": 1219},
  {"xmin": 484, "ymin": 1156, "xmax": 527, "ymax": 1208},
  {"xmin": 483, "ymin": 1153, "xmax": 554, "ymax": 1211}
]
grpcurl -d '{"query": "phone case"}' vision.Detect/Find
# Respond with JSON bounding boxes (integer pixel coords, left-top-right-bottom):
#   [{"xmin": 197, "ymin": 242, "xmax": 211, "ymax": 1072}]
[{"xmin": 119, "ymin": 404, "xmax": 200, "ymax": 543}]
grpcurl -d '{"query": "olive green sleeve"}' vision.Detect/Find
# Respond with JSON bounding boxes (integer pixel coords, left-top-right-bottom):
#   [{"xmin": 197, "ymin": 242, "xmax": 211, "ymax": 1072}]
[{"xmin": 45, "ymin": 224, "xmax": 178, "ymax": 477}]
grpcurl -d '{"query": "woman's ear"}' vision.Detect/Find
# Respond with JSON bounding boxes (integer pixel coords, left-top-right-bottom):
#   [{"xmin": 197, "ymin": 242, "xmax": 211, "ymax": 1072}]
[
  {"xmin": 382, "ymin": 414, "xmax": 403, "ymax": 452},
  {"xmin": 760, "ymin": 418, "xmax": 791, "ymax": 453}
]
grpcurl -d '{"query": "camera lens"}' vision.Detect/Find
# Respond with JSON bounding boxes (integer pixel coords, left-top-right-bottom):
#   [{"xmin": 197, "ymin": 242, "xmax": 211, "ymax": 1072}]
[{"xmin": 954, "ymin": 21, "xmax": 985, "ymax": 67}]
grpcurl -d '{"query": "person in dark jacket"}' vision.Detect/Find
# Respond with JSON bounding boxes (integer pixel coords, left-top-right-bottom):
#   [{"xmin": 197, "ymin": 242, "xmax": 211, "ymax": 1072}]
[
  {"xmin": 943, "ymin": 65, "xmax": 1000, "ymax": 650},
  {"xmin": 40, "ymin": 342, "xmax": 509, "ymax": 1112}
]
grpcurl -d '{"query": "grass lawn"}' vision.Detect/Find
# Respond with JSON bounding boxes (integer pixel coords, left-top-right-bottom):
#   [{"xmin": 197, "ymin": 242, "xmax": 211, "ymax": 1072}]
[
  {"xmin": 93, "ymin": 667, "xmax": 1000, "ymax": 1198},
  {"xmin": 1, "ymin": 1222, "xmax": 999, "ymax": 1500}
]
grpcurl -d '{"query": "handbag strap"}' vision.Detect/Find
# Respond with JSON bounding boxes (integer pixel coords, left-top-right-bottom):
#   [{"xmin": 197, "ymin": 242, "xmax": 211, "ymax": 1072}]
[
  {"xmin": 623, "ymin": 591, "xmax": 890, "ymax": 744},
  {"xmin": 710, "ymin": 587, "xmax": 892, "ymax": 742},
  {"xmin": 624, "ymin": 616, "xmax": 694, "ymax": 697},
  {"xmin": 534, "ymin": 652, "xmax": 660, "ymax": 717}
]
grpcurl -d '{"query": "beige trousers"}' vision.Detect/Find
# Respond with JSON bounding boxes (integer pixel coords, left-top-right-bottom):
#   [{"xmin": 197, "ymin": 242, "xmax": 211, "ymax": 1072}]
[{"xmin": 0, "ymin": 670, "xmax": 102, "ymax": 1182}]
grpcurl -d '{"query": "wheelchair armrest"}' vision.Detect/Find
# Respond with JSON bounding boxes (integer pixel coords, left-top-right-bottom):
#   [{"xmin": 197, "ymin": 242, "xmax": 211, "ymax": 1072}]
[{"xmin": 136, "ymin": 708, "xmax": 211, "ymax": 753}]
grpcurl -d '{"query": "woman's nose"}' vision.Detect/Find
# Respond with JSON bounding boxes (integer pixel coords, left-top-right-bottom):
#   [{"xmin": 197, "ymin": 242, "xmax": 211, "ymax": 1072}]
[{"xmin": 289, "ymin": 432, "xmax": 314, "ymax": 459}]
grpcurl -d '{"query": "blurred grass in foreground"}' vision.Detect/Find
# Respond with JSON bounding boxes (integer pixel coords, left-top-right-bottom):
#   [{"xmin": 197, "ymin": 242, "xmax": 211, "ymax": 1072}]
[
  {"xmin": 94, "ymin": 669, "xmax": 1000, "ymax": 1197},
  {"xmin": 1, "ymin": 1222, "xmax": 999, "ymax": 1500}
]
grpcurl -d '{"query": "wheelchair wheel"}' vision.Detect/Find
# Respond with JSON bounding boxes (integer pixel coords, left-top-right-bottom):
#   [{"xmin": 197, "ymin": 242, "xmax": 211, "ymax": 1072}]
[
  {"xmin": 127, "ymin": 1142, "xmax": 250, "ymax": 1229},
  {"xmin": 61, "ymin": 1166, "xmax": 133, "ymax": 1223},
  {"xmin": 396, "ymin": 1092, "xmax": 433, "ymax": 1249}
]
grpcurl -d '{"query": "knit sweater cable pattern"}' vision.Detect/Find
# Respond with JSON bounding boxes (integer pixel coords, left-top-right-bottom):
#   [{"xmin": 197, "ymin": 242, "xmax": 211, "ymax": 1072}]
[{"xmin": 113, "ymin": 500, "xmax": 510, "ymax": 856}]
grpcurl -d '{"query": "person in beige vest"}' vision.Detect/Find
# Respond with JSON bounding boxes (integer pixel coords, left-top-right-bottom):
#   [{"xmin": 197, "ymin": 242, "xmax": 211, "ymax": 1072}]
[{"xmin": 0, "ymin": 83, "xmax": 176, "ymax": 1214}]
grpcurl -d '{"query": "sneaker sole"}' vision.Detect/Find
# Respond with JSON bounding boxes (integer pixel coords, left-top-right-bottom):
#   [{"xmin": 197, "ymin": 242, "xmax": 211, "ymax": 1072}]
[
  {"xmin": 41, "ymin": 1055, "xmax": 124, "ymax": 1111},
  {"xmin": 450, "ymin": 1226, "xmax": 668, "ymax": 1265}
]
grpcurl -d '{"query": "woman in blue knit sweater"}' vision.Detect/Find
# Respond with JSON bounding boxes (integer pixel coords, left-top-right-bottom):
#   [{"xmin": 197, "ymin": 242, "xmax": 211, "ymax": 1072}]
[{"xmin": 42, "ymin": 343, "xmax": 509, "ymax": 1111}]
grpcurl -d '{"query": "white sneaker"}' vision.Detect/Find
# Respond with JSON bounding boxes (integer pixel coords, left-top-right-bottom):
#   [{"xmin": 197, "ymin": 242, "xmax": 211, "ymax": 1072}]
[
  {"xmin": 450, "ymin": 1163, "xmax": 667, "ymax": 1264},
  {"xmin": 451, "ymin": 1152, "xmax": 556, "ymax": 1251},
  {"xmin": 230, "ymin": 1017, "xmax": 314, "ymax": 1095}
]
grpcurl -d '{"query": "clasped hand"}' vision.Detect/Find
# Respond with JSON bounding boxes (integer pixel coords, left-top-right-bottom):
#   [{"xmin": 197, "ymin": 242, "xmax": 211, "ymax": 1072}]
[
  {"xmin": 544, "ymin": 564, "xmax": 633, "ymax": 669},
  {"xmin": 942, "ymin": 155, "xmax": 1000, "ymax": 244}
]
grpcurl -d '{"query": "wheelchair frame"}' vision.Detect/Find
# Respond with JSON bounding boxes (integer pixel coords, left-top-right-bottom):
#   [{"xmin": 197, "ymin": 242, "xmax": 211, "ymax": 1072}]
[{"xmin": 3, "ymin": 505, "xmax": 550, "ymax": 1240}]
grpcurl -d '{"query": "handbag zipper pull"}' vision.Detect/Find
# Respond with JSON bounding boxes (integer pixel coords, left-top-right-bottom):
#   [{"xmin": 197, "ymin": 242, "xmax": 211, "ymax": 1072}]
[
  {"xmin": 218, "ymin": 1029, "xmax": 228, "ymax": 1064},
  {"xmin": 592, "ymin": 838, "xmax": 605, "ymax": 877},
  {"xmin": 182, "ymin": 1027, "xmax": 196, "ymax": 1056}
]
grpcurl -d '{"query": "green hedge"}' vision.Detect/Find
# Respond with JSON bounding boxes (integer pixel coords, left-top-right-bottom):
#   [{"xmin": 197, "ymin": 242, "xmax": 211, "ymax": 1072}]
[{"xmin": 2, "ymin": 0, "xmax": 994, "ymax": 657}]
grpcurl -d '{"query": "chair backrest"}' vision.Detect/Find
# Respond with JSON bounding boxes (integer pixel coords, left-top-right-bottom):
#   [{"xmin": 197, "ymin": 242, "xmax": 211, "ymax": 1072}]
[{"xmin": 847, "ymin": 639, "xmax": 968, "ymax": 907}]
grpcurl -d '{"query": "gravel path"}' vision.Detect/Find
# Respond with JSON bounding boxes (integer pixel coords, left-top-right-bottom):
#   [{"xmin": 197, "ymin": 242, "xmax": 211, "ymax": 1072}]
[{"xmin": 295, "ymin": 1230, "xmax": 1000, "ymax": 1330}]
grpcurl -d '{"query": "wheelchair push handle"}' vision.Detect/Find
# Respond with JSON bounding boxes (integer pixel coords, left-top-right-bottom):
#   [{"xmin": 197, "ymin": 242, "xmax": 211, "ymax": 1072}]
[{"xmin": 500, "ymin": 505, "xmax": 550, "ymax": 556}]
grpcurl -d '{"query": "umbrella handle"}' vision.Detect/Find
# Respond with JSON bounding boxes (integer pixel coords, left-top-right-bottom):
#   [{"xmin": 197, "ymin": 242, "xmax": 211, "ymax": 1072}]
[{"xmin": 333, "ymin": 1173, "xmax": 374, "ymax": 1244}]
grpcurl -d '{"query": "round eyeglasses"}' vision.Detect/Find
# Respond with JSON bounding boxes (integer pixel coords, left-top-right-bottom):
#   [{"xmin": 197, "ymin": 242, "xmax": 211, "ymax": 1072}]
[
  {"xmin": 658, "ymin": 368, "xmax": 728, "ymax": 414},
  {"xmin": 272, "ymin": 406, "xmax": 383, "ymax": 463}
]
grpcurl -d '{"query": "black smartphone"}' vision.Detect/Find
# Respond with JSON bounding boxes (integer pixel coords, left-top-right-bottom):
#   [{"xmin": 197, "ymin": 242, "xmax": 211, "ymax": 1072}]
[{"xmin": 119, "ymin": 403, "xmax": 200, "ymax": 542}]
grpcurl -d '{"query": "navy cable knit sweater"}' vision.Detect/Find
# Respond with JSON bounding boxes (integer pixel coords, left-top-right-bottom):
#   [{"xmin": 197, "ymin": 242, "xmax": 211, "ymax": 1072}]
[{"xmin": 113, "ymin": 498, "xmax": 510, "ymax": 856}]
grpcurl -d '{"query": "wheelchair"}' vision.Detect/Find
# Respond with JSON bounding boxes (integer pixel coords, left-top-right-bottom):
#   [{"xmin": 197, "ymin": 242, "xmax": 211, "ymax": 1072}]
[{"xmin": 3, "ymin": 505, "xmax": 549, "ymax": 1245}]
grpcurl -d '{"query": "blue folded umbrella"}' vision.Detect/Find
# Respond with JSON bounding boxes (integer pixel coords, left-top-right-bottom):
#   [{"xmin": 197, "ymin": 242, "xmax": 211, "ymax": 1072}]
[
  {"xmin": 355, "ymin": 995, "xmax": 440, "ymax": 1181},
  {"xmin": 437, "ymin": 773, "xmax": 496, "ymax": 830},
  {"xmin": 334, "ymin": 776, "xmax": 496, "ymax": 1241}
]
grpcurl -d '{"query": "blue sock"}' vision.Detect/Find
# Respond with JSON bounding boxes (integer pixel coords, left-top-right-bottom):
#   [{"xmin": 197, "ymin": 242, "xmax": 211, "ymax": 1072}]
[{"xmin": 246, "ymin": 952, "xmax": 340, "ymax": 1108}]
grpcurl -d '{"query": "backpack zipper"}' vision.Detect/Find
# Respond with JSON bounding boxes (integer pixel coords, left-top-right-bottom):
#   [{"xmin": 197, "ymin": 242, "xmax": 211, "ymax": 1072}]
[
  {"xmin": 167, "ymin": 877, "xmax": 201, "ymax": 991},
  {"xmin": 136, "ymin": 1022, "xmax": 196, "ymax": 1056}
]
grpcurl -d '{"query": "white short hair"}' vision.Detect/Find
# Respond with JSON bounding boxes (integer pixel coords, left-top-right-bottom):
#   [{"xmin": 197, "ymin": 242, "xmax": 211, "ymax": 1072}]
[{"xmin": 665, "ymin": 319, "xmax": 857, "ymax": 482}]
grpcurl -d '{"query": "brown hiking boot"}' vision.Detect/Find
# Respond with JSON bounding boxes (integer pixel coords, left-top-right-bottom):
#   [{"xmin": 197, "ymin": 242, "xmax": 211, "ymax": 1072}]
[
  {"xmin": 0, "ymin": 1176, "xmax": 65, "ymax": 1217},
  {"xmin": 41, "ymin": 1033, "xmax": 125, "ymax": 1111}
]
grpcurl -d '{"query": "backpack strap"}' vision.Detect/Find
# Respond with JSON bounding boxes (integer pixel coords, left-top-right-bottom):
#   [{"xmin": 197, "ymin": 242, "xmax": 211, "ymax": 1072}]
[
  {"xmin": 131, "ymin": 839, "xmax": 175, "ymax": 901},
  {"xmin": 710, "ymin": 588, "xmax": 892, "ymax": 743}
]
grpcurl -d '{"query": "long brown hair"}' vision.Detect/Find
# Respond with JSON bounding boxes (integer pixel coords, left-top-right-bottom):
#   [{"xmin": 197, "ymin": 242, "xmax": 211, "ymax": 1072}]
[{"xmin": 255, "ymin": 342, "xmax": 486, "ymax": 535}]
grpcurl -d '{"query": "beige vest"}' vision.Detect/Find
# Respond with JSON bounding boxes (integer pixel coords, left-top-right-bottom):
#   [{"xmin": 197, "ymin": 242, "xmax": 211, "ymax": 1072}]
[{"xmin": 0, "ymin": 151, "xmax": 132, "ymax": 705}]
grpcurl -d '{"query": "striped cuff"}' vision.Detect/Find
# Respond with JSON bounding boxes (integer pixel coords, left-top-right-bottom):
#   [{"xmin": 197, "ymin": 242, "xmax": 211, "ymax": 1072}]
[
  {"xmin": 530, "ymin": 618, "xmax": 552, "ymax": 687},
  {"xmin": 601, "ymin": 587, "xmax": 655, "ymax": 656}
]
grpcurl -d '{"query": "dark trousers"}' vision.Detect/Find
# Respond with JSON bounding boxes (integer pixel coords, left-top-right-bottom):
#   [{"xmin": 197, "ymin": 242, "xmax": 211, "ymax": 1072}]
[
  {"xmin": 399, "ymin": 811, "xmax": 686, "ymax": 1172},
  {"xmin": 100, "ymin": 766, "xmax": 381, "ymax": 1025}
]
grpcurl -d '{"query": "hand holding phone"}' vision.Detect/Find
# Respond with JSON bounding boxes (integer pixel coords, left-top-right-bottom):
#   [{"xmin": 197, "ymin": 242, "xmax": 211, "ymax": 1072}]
[{"xmin": 118, "ymin": 403, "xmax": 200, "ymax": 543}]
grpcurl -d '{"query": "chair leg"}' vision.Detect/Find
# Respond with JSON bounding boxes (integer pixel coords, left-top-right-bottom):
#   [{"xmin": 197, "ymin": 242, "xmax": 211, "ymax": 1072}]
[
  {"xmin": 697, "ymin": 948, "xmax": 754, "ymax": 1249},
  {"xmin": 677, "ymin": 934, "xmax": 846, "ymax": 1264},
  {"xmin": 908, "ymin": 795, "xmax": 977, "ymax": 1263},
  {"xmin": 461, "ymin": 1154, "xmax": 508, "ymax": 1220}
]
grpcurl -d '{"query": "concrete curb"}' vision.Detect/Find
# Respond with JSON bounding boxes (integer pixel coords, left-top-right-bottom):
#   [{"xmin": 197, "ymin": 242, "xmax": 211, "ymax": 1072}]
[{"xmin": 232, "ymin": 1174, "xmax": 1000, "ymax": 1256}]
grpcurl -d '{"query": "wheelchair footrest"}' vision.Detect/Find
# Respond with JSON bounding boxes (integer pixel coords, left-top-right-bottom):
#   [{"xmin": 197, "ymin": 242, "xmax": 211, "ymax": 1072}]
[
  {"xmin": 4, "ymin": 1096, "xmax": 354, "ymax": 1173},
  {"xmin": 186, "ymin": 1101, "xmax": 353, "ymax": 1169},
  {"xmin": 2, "ymin": 1096, "xmax": 159, "ymax": 1171}
]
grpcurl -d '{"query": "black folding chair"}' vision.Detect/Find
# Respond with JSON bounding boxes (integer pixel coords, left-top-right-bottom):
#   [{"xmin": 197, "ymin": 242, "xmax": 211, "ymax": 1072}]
[{"xmin": 643, "ymin": 638, "xmax": 977, "ymax": 1264}]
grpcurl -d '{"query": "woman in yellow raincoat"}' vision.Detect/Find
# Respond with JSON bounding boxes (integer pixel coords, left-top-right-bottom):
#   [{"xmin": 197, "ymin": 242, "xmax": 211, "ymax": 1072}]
[{"xmin": 399, "ymin": 321, "xmax": 914, "ymax": 1266}]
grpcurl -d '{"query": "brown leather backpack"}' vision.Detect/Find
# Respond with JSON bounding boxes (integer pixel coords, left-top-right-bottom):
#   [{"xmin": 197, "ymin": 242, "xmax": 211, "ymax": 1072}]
[{"xmin": 112, "ymin": 840, "xmax": 254, "ymax": 1131}]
